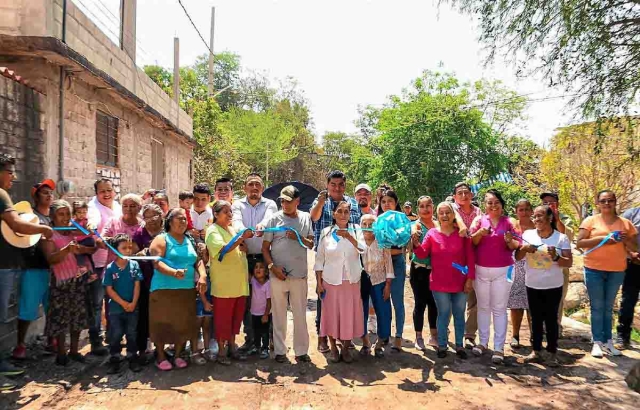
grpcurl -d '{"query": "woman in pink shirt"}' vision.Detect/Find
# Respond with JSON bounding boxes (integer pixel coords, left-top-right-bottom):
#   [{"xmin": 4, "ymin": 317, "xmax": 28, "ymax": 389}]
[
  {"xmin": 413, "ymin": 202, "xmax": 475, "ymax": 359},
  {"xmin": 43, "ymin": 200, "xmax": 97, "ymax": 366},
  {"xmin": 469, "ymin": 189, "xmax": 520, "ymax": 364}
]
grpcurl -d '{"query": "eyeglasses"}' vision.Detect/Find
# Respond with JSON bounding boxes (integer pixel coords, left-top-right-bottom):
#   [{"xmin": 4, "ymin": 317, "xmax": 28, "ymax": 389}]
[{"xmin": 598, "ymin": 199, "xmax": 616, "ymax": 205}]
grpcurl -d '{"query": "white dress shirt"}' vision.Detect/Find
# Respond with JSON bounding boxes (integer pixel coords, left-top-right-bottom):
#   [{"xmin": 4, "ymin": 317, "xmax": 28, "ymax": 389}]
[
  {"xmin": 232, "ymin": 196, "xmax": 278, "ymax": 255},
  {"xmin": 190, "ymin": 206, "xmax": 213, "ymax": 231},
  {"xmin": 314, "ymin": 224, "xmax": 365, "ymax": 285}
]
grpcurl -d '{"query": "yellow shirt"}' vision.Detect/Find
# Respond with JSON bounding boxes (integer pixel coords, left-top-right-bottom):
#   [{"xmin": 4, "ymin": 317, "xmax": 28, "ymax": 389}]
[
  {"xmin": 580, "ymin": 214, "xmax": 637, "ymax": 272},
  {"xmin": 205, "ymin": 223, "xmax": 249, "ymax": 298}
]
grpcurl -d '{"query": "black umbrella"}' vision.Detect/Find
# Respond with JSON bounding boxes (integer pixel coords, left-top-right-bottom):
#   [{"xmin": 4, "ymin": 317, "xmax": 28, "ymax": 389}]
[{"xmin": 263, "ymin": 181, "xmax": 320, "ymax": 213}]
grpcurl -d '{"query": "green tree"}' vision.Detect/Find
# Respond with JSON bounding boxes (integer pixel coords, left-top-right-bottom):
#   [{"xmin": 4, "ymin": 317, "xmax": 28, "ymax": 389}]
[
  {"xmin": 477, "ymin": 181, "xmax": 540, "ymax": 217},
  {"xmin": 359, "ymin": 71, "xmax": 525, "ymax": 203},
  {"xmin": 143, "ymin": 65, "xmax": 173, "ymax": 96},
  {"xmin": 448, "ymin": 0, "xmax": 640, "ymax": 117},
  {"xmin": 319, "ymin": 132, "xmax": 376, "ymax": 194}
]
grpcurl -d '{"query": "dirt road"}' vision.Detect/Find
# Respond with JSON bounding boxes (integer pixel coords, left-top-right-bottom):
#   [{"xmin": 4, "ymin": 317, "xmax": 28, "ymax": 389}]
[{"xmin": 2, "ymin": 259, "xmax": 639, "ymax": 409}]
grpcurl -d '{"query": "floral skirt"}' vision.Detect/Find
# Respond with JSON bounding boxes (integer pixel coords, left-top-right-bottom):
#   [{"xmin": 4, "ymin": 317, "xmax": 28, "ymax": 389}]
[
  {"xmin": 507, "ymin": 259, "xmax": 529, "ymax": 310},
  {"xmin": 45, "ymin": 276, "xmax": 92, "ymax": 336}
]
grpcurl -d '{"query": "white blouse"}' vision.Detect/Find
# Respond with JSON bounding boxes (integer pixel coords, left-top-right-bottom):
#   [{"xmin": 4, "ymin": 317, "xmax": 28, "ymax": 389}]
[{"xmin": 314, "ymin": 224, "xmax": 365, "ymax": 286}]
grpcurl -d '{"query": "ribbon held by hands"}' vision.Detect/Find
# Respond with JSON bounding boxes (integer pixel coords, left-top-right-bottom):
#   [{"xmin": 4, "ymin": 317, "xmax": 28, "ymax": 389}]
[
  {"xmin": 583, "ymin": 231, "xmax": 623, "ymax": 255},
  {"xmin": 452, "ymin": 263, "xmax": 469, "ymax": 275},
  {"xmin": 91, "ymin": 229, "xmax": 179, "ymax": 268},
  {"xmin": 217, "ymin": 226, "xmax": 310, "ymax": 262}
]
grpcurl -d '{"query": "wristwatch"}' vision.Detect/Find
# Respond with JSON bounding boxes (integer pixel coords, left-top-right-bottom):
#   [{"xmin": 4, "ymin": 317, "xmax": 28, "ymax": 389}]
[{"xmin": 267, "ymin": 262, "xmax": 274, "ymax": 270}]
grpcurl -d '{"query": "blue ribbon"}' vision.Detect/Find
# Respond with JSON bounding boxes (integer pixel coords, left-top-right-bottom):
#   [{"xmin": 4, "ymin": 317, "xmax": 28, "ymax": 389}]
[
  {"xmin": 452, "ymin": 263, "xmax": 468, "ymax": 275},
  {"xmin": 92, "ymin": 229, "xmax": 178, "ymax": 268},
  {"xmin": 506, "ymin": 265, "xmax": 514, "ymax": 283},
  {"xmin": 217, "ymin": 226, "xmax": 310, "ymax": 262},
  {"xmin": 53, "ymin": 220, "xmax": 92, "ymax": 235},
  {"xmin": 584, "ymin": 231, "xmax": 622, "ymax": 255}
]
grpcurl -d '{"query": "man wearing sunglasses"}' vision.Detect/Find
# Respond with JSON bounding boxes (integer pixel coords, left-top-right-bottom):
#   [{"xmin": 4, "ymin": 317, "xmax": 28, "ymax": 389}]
[{"xmin": 539, "ymin": 192, "xmax": 575, "ymax": 338}]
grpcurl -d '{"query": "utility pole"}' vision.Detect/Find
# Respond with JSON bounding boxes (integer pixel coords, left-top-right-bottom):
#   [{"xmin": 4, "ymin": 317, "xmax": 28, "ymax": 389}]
[
  {"xmin": 173, "ymin": 37, "xmax": 180, "ymax": 103},
  {"xmin": 208, "ymin": 6, "xmax": 215, "ymax": 96},
  {"xmin": 265, "ymin": 145, "xmax": 269, "ymax": 184}
]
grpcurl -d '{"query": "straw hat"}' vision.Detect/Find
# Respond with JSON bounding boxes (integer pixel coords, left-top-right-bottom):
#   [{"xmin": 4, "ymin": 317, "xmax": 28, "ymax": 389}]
[{"xmin": 0, "ymin": 201, "xmax": 42, "ymax": 248}]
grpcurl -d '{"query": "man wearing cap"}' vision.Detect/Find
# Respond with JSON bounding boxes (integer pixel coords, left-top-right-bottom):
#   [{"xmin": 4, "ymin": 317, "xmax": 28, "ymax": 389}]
[
  {"xmin": 310, "ymin": 170, "xmax": 362, "ymax": 352},
  {"xmin": 87, "ymin": 178, "xmax": 122, "ymax": 356},
  {"xmin": 262, "ymin": 186, "xmax": 314, "ymax": 363},
  {"xmin": 355, "ymin": 183, "xmax": 375, "ymax": 216},
  {"xmin": 403, "ymin": 202, "xmax": 418, "ymax": 221},
  {"xmin": 232, "ymin": 173, "xmax": 278, "ymax": 351},
  {"xmin": 12, "ymin": 179, "xmax": 56, "ymax": 360},
  {"xmin": 0, "ymin": 154, "xmax": 53, "ymax": 390}
]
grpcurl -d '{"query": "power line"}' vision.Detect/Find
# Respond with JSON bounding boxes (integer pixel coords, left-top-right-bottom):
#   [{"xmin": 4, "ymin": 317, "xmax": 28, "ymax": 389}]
[{"xmin": 177, "ymin": 0, "xmax": 214, "ymax": 56}]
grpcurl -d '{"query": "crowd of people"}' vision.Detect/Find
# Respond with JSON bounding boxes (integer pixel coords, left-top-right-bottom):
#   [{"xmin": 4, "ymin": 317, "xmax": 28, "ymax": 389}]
[{"xmin": 0, "ymin": 152, "xmax": 638, "ymax": 391}]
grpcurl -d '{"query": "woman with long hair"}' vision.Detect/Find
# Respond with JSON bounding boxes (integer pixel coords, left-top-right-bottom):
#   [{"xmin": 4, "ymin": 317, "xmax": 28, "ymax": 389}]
[
  {"xmin": 577, "ymin": 190, "xmax": 637, "ymax": 358},
  {"xmin": 507, "ymin": 199, "xmax": 534, "ymax": 348},
  {"xmin": 469, "ymin": 189, "xmax": 520, "ymax": 364},
  {"xmin": 516, "ymin": 205, "xmax": 572, "ymax": 366},
  {"xmin": 377, "ymin": 189, "xmax": 408, "ymax": 352},
  {"xmin": 409, "ymin": 196, "xmax": 439, "ymax": 349}
]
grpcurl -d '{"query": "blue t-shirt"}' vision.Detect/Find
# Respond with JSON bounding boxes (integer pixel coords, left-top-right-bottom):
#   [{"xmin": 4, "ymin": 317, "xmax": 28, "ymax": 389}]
[{"xmin": 103, "ymin": 260, "xmax": 143, "ymax": 314}]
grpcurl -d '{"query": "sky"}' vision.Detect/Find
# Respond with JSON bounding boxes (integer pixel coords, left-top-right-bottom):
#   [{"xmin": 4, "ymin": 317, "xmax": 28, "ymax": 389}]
[{"xmin": 75, "ymin": 0, "xmax": 578, "ymax": 147}]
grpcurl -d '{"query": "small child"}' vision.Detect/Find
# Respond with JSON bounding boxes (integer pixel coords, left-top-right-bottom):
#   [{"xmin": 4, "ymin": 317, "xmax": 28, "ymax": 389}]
[
  {"xmin": 179, "ymin": 190, "xmax": 195, "ymax": 231},
  {"xmin": 194, "ymin": 271, "xmax": 214, "ymax": 364},
  {"xmin": 72, "ymin": 201, "xmax": 97, "ymax": 280},
  {"xmin": 249, "ymin": 261, "xmax": 271, "ymax": 359},
  {"xmin": 360, "ymin": 214, "xmax": 394, "ymax": 358},
  {"xmin": 103, "ymin": 234, "xmax": 143, "ymax": 374}
]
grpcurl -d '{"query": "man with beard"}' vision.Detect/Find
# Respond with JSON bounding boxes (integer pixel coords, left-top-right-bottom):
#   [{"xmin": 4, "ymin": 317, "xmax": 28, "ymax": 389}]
[
  {"xmin": 87, "ymin": 178, "xmax": 122, "ymax": 356},
  {"xmin": 354, "ymin": 184, "xmax": 375, "ymax": 215},
  {"xmin": 310, "ymin": 170, "xmax": 362, "ymax": 352},
  {"xmin": 13, "ymin": 179, "xmax": 56, "ymax": 359},
  {"xmin": 232, "ymin": 173, "xmax": 278, "ymax": 352}
]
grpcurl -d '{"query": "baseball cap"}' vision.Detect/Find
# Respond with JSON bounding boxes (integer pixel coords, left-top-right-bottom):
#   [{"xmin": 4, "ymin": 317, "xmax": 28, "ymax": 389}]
[
  {"xmin": 279, "ymin": 185, "xmax": 300, "ymax": 202},
  {"xmin": 31, "ymin": 179, "xmax": 56, "ymax": 197},
  {"xmin": 354, "ymin": 183, "xmax": 372, "ymax": 194},
  {"xmin": 539, "ymin": 192, "xmax": 559, "ymax": 201},
  {"xmin": 404, "ymin": 201, "xmax": 412, "ymax": 207}
]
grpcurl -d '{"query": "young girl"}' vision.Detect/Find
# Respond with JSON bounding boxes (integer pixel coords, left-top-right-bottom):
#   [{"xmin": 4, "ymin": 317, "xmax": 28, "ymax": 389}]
[
  {"xmin": 250, "ymin": 261, "xmax": 271, "ymax": 359},
  {"xmin": 360, "ymin": 214, "xmax": 393, "ymax": 358},
  {"xmin": 44, "ymin": 200, "xmax": 97, "ymax": 366}
]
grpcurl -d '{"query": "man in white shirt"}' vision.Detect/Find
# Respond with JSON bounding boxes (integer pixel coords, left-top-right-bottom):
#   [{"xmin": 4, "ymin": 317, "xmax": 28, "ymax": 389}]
[
  {"xmin": 87, "ymin": 178, "xmax": 122, "ymax": 356},
  {"xmin": 190, "ymin": 183, "xmax": 213, "ymax": 242},
  {"xmin": 232, "ymin": 173, "xmax": 277, "ymax": 351}
]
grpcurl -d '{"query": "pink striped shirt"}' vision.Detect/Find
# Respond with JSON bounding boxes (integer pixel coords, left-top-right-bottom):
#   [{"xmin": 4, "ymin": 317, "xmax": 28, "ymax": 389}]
[{"xmin": 51, "ymin": 232, "xmax": 88, "ymax": 283}]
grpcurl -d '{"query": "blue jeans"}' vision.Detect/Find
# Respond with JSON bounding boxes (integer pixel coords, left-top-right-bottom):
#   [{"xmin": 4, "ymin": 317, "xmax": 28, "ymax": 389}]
[
  {"xmin": 0, "ymin": 269, "xmax": 21, "ymax": 323},
  {"xmin": 108, "ymin": 310, "xmax": 139, "ymax": 358},
  {"xmin": 88, "ymin": 268, "xmax": 105, "ymax": 344},
  {"xmin": 584, "ymin": 268, "xmax": 625, "ymax": 343},
  {"xmin": 432, "ymin": 291, "xmax": 467, "ymax": 348},
  {"xmin": 390, "ymin": 254, "xmax": 406, "ymax": 338}
]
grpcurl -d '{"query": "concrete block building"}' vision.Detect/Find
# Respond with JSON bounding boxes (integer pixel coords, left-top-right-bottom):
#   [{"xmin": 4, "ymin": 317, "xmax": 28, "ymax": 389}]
[{"xmin": 0, "ymin": 0, "xmax": 194, "ymax": 347}]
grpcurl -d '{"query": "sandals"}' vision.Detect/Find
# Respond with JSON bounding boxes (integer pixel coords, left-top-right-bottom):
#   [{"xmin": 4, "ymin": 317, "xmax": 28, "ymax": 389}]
[
  {"xmin": 510, "ymin": 337, "xmax": 521, "ymax": 349},
  {"xmin": 191, "ymin": 352, "xmax": 207, "ymax": 366},
  {"xmin": 491, "ymin": 351, "xmax": 504, "ymax": 365},
  {"xmin": 472, "ymin": 344, "xmax": 487, "ymax": 357},
  {"xmin": 174, "ymin": 358, "xmax": 188, "ymax": 369},
  {"xmin": 156, "ymin": 360, "xmax": 173, "ymax": 371},
  {"xmin": 328, "ymin": 349, "xmax": 341, "ymax": 363},
  {"xmin": 374, "ymin": 345, "xmax": 384, "ymax": 358},
  {"xmin": 341, "ymin": 347, "xmax": 353, "ymax": 363},
  {"xmin": 359, "ymin": 346, "xmax": 371, "ymax": 357}
]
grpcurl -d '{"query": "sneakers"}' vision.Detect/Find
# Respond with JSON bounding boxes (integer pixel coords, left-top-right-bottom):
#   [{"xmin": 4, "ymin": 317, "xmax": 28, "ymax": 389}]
[
  {"xmin": 0, "ymin": 360, "xmax": 24, "ymax": 376},
  {"xmin": 12, "ymin": 345, "xmax": 27, "ymax": 360},
  {"xmin": 591, "ymin": 342, "xmax": 604, "ymax": 358},
  {"xmin": 245, "ymin": 346, "xmax": 259, "ymax": 356},
  {"xmin": 275, "ymin": 354, "xmax": 287, "ymax": 363},
  {"xmin": 238, "ymin": 341, "xmax": 254, "ymax": 353},
  {"xmin": 414, "ymin": 337, "xmax": 426, "ymax": 351},
  {"xmin": 614, "ymin": 335, "xmax": 631, "ymax": 350},
  {"xmin": 603, "ymin": 340, "xmax": 622, "ymax": 356},
  {"xmin": 0, "ymin": 375, "xmax": 17, "ymax": 391},
  {"xmin": 464, "ymin": 337, "xmax": 476, "ymax": 349},
  {"xmin": 295, "ymin": 354, "xmax": 311, "ymax": 363}
]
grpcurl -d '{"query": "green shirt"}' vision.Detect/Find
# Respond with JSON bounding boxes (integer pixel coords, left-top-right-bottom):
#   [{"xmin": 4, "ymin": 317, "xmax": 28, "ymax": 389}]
[{"xmin": 411, "ymin": 221, "xmax": 431, "ymax": 266}]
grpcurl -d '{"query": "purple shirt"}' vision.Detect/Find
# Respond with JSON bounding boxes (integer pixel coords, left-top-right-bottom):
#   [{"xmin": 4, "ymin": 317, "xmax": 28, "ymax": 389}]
[
  {"xmin": 469, "ymin": 215, "xmax": 517, "ymax": 268},
  {"xmin": 250, "ymin": 277, "xmax": 271, "ymax": 316},
  {"xmin": 132, "ymin": 226, "xmax": 155, "ymax": 288}
]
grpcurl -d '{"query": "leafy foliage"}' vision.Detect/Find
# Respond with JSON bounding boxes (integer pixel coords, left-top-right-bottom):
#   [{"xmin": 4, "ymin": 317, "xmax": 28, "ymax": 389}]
[
  {"xmin": 448, "ymin": 0, "xmax": 640, "ymax": 118},
  {"xmin": 540, "ymin": 117, "xmax": 640, "ymax": 222},
  {"xmin": 477, "ymin": 181, "xmax": 540, "ymax": 217}
]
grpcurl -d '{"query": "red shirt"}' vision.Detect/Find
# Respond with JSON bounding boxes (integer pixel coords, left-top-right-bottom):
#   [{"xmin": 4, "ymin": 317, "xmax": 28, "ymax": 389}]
[{"xmin": 184, "ymin": 207, "xmax": 194, "ymax": 230}]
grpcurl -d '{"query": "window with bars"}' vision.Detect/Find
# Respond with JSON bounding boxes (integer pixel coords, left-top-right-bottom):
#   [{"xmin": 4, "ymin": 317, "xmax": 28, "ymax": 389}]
[
  {"xmin": 96, "ymin": 111, "xmax": 118, "ymax": 167},
  {"xmin": 151, "ymin": 138, "xmax": 165, "ymax": 189}
]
